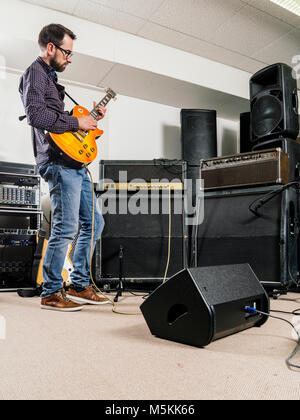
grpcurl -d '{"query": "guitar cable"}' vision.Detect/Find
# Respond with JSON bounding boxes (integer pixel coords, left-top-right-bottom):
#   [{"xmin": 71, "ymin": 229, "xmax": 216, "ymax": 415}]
[
  {"xmin": 86, "ymin": 168, "xmax": 173, "ymax": 313},
  {"xmin": 163, "ymin": 186, "xmax": 172, "ymax": 283},
  {"xmin": 86, "ymin": 167, "xmax": 142, "ymax": 316}
]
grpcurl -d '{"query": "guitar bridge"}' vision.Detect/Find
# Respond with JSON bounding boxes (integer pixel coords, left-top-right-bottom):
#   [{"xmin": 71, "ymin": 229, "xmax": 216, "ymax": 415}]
[{"xmin": 72, "ymin": 132, "xmax": 84, "ymax": 143}]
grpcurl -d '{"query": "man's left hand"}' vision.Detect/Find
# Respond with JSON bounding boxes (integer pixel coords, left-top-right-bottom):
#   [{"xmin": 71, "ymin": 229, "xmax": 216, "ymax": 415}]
[{"xmin": 93, "ymin": 102, "xmax": 106, "ymax": 121}]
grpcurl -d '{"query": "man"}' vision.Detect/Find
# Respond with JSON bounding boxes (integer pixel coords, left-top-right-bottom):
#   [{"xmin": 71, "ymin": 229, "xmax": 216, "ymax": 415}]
[{"xmin": 19, "ymin": 23, "xmax": 110, "ymax": 311}]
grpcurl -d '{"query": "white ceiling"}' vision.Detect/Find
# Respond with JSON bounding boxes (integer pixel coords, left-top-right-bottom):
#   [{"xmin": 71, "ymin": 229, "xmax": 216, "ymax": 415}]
[
  {"xmin": 20, "ymin": 0, "xmax": 300, "ymax": 76},
  {"xmin": 5, "ymin": 0, "xmax": 299, "ymax": 121}
]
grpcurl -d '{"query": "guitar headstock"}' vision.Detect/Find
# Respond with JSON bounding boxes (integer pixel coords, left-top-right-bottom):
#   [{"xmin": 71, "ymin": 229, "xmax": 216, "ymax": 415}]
[{"xmin": 105, "ymin": 87, "xmax": 117, "ymax": 101}]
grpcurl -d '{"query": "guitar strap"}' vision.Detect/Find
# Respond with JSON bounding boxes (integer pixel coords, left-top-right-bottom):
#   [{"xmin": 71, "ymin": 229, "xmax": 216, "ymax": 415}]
[
  {"xmin": 64, "ymin": 91, "xmax": 79, "ymax": 106},
  {"xmin": 19, "ymin": 90, "xmax": 79, "ymax": 122}
]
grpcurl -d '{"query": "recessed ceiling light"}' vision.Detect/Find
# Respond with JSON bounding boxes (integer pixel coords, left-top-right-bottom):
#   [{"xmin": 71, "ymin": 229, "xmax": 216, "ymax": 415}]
[{"xmin": 270, "ymin": 0, "xmax": 300, "ymax": 16}]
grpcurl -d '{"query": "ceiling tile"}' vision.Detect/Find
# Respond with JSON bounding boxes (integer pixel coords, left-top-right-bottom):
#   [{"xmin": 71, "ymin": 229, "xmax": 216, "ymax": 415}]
[
  {"xmin": 241, "ymin": 0, "xmax": 300, "ymax": 27},
  {"xmin": 149, "ymin": 0, "xmax": 245, "ymax": 40},
  {"xmin": 90, "ymin": 0, "xmax": 165, "ymax": 19},
  {"xmin": 252, "ymin": 27, "xmax": 300, "ymax": 66},
  {"xmin": 73, "ymin": 0, "xmax": 146, "ymax": 35},
  {"xmin": 209, "ymin": 4, "xmax": 293, "ymax": 56},
  {"xmin": 22, "ymin": 0, "xmax": 79, "ymax": 14},
  {"xmin": 138, "ymin": 22, "xmax": 267, "ymax": 74}
]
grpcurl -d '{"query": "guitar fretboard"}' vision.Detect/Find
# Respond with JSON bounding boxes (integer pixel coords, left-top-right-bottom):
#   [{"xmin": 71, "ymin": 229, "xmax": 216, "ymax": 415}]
[{"xmin": 89, "ymin": 93, "xmax": 113, "ymax": 120}]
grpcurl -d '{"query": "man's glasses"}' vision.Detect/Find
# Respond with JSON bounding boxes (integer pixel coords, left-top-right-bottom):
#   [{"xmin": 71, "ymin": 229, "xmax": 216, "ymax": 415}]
[{"xmin": 52, "ymin": 43, "xmax": 74, "ymax": 59}]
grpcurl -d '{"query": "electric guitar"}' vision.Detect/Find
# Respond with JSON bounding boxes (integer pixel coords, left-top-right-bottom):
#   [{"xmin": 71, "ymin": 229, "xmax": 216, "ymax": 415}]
[
  {"xmin": 35, "ymin": 230, "xmax": 80, "ymax": 288},
  {"xmin": 47, "ymin": 88, "xmax": 117, "ymax": 166}
]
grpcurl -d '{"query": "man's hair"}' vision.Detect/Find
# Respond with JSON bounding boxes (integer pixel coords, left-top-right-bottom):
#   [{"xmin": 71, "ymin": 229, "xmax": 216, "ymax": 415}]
[{"xmin": 38, "ymin": 24, "xmax": 76, "ymax": 48}]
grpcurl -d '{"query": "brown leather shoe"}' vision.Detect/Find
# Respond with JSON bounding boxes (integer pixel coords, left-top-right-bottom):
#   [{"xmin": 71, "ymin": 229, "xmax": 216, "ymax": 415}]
[
  {"xmin": 67, "ymin": 286, "xmax": 111, "ymax": 305},
  {"xmin": 41, "ymin": 289, "xmax": 84, "ymax": 312}
]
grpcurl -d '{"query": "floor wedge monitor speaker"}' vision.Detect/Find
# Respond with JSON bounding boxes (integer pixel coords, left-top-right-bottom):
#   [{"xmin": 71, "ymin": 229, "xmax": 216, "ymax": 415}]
[{"xmin": 140, "ymin": 264, "xmax": 269, "ymax": 347}]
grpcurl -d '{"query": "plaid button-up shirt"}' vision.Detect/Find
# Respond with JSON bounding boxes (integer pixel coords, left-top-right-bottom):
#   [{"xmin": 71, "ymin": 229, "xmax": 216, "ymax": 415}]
[{"xmin": 19, "ymin": 57, "xmax": 79, "ymax": 165}]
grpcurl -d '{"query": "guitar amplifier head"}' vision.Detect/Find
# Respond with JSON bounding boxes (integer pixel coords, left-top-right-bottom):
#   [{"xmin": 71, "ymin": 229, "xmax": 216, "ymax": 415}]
[{"xmin": 200, "ymin": 148, "xmax": 290, "ymax": 190}]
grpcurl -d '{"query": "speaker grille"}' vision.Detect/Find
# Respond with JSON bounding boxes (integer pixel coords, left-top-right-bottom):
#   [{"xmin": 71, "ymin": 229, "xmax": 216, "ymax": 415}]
[{"xmin": 252, "ymin": 95, "xmax": 283, "ymax": 137}]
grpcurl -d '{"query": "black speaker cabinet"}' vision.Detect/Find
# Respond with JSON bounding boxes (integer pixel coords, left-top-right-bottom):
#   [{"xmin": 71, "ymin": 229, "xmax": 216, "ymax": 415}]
[
  {"xmin": 181, "ymin": 109, "xmax": 217, "ymax": 165},
  {"xmin": 95, "ymin": 160, "xmax": 188, "ymax": 288},
  {"xmin": 250, "ymin": 63, "xmax": 299, "ymax": 143},
  {"xmin": 192, "ymin": 185, "xmax": 300, "ymax": 291},
  {"xmin": 140, "ymin": 264, "xmax": 269, "ymax": 347}
]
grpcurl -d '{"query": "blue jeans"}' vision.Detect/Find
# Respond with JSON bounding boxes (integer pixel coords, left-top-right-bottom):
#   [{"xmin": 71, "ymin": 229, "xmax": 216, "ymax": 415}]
[{"xmin": 38, "ymin": 162, "xmax": 104, "ymax": 298}]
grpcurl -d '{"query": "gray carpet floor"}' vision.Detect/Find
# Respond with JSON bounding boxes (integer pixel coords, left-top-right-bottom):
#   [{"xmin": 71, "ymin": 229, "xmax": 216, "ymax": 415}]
[{"xmin": 0, "ymin": 291, "xmax": 300, "ymax": 400}]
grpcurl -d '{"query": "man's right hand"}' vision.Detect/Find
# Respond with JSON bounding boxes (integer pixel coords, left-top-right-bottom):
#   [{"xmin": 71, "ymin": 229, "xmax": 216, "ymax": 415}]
[{"xmin": 77, "ymin": 115, "xmax": 98, "ymax": 131}]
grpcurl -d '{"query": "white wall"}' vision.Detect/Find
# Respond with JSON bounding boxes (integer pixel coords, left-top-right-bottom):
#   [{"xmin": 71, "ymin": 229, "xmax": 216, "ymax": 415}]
[
  {"xmin": 0, "ymin": 70, "xmax": 239, "ymax": 175},
  {"xmin": 0, "ymin": 68, "xmax": 238, "ymax": 232}
]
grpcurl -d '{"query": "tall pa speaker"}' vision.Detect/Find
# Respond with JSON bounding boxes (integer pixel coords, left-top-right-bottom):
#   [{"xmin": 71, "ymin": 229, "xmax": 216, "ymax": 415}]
[
  {"xmin": 181, "ymin": 109, "xmax": 217, "ymax": 164},
  {"xmin": 140, "ymin": 264, "xmax": 269, "ymax": 347},
  {"xmin": 250, "ymin": 63, "xmax": 299, "ymax": 144}
]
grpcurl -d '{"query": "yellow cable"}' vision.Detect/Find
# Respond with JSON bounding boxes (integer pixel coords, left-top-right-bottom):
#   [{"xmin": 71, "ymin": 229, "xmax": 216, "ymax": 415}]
[
  {"xmin": 163, "ymin": 186, "xmax": 172, "ymax": 283},
  {"xmin": 86, "ymin": 167, "xmax": 142, "ymax": 316}
]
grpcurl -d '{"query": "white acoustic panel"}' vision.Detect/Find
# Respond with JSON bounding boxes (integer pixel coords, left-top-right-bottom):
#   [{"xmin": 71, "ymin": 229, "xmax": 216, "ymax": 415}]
[
  {"xmin": 241, "ymin": 0, "xmax": 300, "ymax": 26},
  {"xmin": 91, "ymin": 0, "xmax": 166, "ymax": 19},
  {"xmin": 73, "ymin": 0, "xmax": 146, "ymax": 35},
  {"xmin": 209, "ymin": 4, "xmax": 293, "ymax": 56},
  {"xmin": 17, "ymin": 0, "xmax": 300, "ymax": 78},
  {"xmin": 149, "ymin": 0, "xmax": 245, "ymax": 40},
  {"xmin": 22, "ymin": 0, "xmax": 79, "ymax": 14},
  {"xmin": 252, "ymin": 27, "xmax": 300, "ymax": 88},
  {"xmin": 138, "ymin": 22, "xmax": 267, "ymax": 74}
]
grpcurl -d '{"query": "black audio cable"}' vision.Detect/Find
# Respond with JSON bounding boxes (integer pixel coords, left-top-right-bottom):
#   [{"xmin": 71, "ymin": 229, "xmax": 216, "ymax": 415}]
[
  {"xmin": 244, "ymin": 306, "xmax": 300, "ymax": 370},
  {"xmin": 248, "ymin": 179, "xmax": 300, "ymax": 217},
  {"xmin": 248, "ymin": 178, "xmax": 300, "ymax": 287}
]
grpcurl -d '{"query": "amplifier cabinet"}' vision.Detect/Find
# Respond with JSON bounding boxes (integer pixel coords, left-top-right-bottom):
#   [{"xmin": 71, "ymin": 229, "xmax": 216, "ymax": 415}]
[
  {"xmin": 192, "ymin": 185, "xmax": 300, "ymax": 290},
  {"xmin": 0, "ymin": 232, "xmax": 36, "ymax": 290},
  {"xmin": 200, "ymin": 148, "xmax": 290, "ymax": 191},
  {"xmin": 94, "ymin": 160, "xmax": 188, "ymax": 288}
]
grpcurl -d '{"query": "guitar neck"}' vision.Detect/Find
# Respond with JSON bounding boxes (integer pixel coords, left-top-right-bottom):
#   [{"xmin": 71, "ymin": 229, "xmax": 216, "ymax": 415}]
[{"xmin": 89, "ymin": 93, "xmax": 113, "ymax": 120}]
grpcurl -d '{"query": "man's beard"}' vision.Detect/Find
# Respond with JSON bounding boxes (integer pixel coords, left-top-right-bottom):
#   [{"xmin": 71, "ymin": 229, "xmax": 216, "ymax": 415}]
[{"xmin": 49, "ymin": 55, "xmax": 67, "ymax": 73}]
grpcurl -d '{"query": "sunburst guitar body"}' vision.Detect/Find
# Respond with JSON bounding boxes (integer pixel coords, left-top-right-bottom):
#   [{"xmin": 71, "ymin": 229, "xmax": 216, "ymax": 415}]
[{"xmin": 48, "ymin": 88, "xmax": 116, "ymax": 166}]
